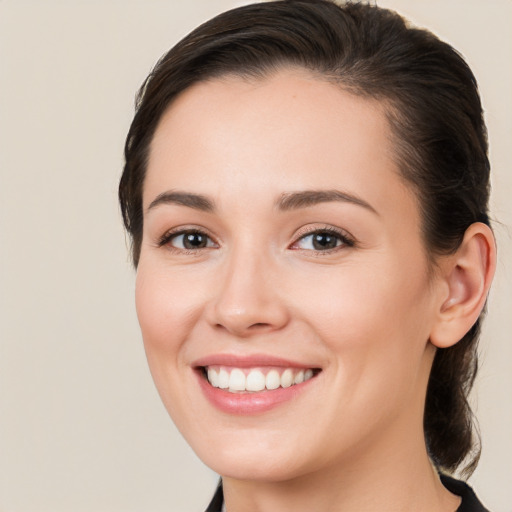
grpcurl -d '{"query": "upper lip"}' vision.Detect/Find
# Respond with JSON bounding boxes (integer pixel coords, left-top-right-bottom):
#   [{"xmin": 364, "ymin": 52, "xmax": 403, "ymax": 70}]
[{"xmin": 191, "ymin": 353, "xmax": 320, "ymax": 369}]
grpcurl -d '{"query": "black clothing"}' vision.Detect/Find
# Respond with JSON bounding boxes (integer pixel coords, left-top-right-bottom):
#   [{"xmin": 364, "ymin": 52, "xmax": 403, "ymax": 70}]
[
  {"xmin": 205, "ymin": 481, "xmax": 224, "ymax": 512},
  {"xmin": 440, "ymin": 474, "xmax": 490, "ymax": 512},
  {"xmin": 205, "ymin": 475, "xmax": 490, "ymax": 512}
]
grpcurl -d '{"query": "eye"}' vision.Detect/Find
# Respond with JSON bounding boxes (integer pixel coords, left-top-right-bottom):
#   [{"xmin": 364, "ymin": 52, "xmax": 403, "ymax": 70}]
[
  {"xmin": 159, "ymin": 229, "xmax": 217, "ymax": 251},
  {"xmin": 291, "ymin": 228, "xmax": 354, "ymax": 252}
]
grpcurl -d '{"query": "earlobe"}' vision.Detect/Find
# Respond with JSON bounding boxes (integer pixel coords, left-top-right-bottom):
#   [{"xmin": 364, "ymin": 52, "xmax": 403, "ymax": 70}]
[{"xmin": 430, "ymin": 222, "xmax": 496, "ymax": 349}]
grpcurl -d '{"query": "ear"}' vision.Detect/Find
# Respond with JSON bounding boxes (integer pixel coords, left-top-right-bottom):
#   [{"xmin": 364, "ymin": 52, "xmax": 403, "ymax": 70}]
[{"xmin": 430, "ymin": 222, "xmax": 496, "ymax": 349}]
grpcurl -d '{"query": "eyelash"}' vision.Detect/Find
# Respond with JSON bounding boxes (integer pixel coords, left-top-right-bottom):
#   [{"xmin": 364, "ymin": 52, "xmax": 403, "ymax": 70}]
[
  {"xmin": 290, "ymin": 226, "xmax": 355, "ymax": 254},
  {"xmin": 157, "ymin": 226, "xmax": 355, "ymax": 254},
  {"xmin": 158, "ymin": 227, "xmax": 219, "ymax": 254}
]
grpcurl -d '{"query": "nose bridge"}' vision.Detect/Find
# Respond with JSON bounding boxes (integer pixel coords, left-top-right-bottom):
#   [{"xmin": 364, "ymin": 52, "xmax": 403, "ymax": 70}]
[{"xmin": 209, "ymin": 238, "xmax": 288, "ymax": 335}]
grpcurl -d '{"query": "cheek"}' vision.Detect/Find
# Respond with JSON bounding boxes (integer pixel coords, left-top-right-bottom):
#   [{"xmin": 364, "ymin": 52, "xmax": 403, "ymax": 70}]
[
  {"xmin": 298, "ymin": 259, "xmax": 433, "ymax": 379},
  {"xmin": 134, "ymin": 262, "xmax": 209, "ymax": 431},
  {"xmin": 135, "ymin": 263, "xmax": 203, "ymax": 365},
  {"xmin": 298, "ymin": 266, "xmax": 414, "ymax": 335},
  {"xmin": 295, "ymin": 265, "xmax": 433, "ymax": 441}
]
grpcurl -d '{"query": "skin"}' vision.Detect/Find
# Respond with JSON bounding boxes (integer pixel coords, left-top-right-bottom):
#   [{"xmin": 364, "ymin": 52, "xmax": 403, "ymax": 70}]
[{"xmin": 135, "ymin": 69, "xmax": 494, "ymax": 511}]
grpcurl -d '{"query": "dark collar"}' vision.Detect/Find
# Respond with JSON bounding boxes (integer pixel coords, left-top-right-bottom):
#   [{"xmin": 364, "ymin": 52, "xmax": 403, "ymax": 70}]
[
  {"xmin": 205, "ymin": 480, "xmax": 223, "ymax": 512},
  {"xmin": 440, "ymin": 474, "xmax": 490, "ymax": 512}
]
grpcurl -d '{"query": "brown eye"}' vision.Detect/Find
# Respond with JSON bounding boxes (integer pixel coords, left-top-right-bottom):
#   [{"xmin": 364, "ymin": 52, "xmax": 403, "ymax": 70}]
[
  {"xmin": 181, "ymin": 232, "xmax": 208, "ymax": 249},
  {"xmin": 311, "ymin": 232, "xmax": 339, "ymax": 250},
  {"xmin": 292, "ymin": 229, "xmax": 354, "ymax": 252},
  {"xmin": 163, "ymin": 230, "xmax": 217, "ymax": 250}
]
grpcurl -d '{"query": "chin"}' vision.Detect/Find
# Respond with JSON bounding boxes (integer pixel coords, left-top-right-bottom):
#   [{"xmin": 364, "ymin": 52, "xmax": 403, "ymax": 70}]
[
  {"xmin": 208, "ymin": 455, "xmax": 306, "ymax": 483},
  {"xmin": 185, "ymin": 430, "xmax": 317, "ymax": 482}
]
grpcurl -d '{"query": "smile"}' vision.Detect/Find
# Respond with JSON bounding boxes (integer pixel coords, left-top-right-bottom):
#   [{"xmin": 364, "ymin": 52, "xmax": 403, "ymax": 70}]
[
  {"xmin": 204, "ymin": 366, "xmax": 315, "ymax": 393},
  {"xmin": 193, "ymin": 355, "xmax": 322, "ymax": 414}
]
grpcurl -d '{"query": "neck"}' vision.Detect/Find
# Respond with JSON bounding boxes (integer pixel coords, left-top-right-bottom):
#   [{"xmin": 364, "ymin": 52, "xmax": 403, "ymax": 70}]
[{"xmin": 222, "ymin": 423, "xmax": 461, "ymax": 512}]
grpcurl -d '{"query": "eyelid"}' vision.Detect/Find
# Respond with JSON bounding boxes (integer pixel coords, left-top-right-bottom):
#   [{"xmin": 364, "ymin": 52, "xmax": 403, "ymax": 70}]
[
  {"xmin": 289, "ymin": 225, "xmax": 356, "ymax": 252},
  {"xmin": 157, "ymin": 225, "xmax": 219, "ymax": 250},
  {"xmin": 155, "ymin": 224, "xmax": 354, "ymax": 254}
]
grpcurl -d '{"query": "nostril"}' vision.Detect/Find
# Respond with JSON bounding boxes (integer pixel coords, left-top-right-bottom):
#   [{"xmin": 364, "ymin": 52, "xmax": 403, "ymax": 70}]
[
  {"xmin": 248, "ymin": 322, "xmax": 273, "ymax": 330},
  {"xmin": 214, "ymin": 321, "xmax": 274, "ymax": 336}
]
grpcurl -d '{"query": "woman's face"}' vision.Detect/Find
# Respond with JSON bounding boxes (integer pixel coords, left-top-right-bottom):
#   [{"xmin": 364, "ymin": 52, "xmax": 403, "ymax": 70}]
[{"xmin": 136, "ymin": 70, "xmax": 443, "ymax": 481}]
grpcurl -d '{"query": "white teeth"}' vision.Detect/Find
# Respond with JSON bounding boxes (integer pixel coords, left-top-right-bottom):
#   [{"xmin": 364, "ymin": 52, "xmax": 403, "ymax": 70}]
[
  {"xmin": 265, "ymin": 369, "xmax": 281, "ymax": 390},
  {"xmin": 294, "ymin": 370, "xmax": 305, "ymax": 384},
  {"xmin": 228, "ymin": 368, "xmax": 246, "ymax": 391},
  {"xmin": 281, "ymin": 368, "xmax": 293, "ymax": 388},
  {"xmin": 246, "ymin": 370, "xmax": 266, "ymax": 391},
  {"xmin": 218, "ymin": 369, "xmax": 229, "ymax": 389},
  {"xmin": 205, "ymin": 367, "xmax": 317, "ymax": 392},
  {"xmin": 207, "ymin": 367, "xmax": 219, "ymax": 388}
]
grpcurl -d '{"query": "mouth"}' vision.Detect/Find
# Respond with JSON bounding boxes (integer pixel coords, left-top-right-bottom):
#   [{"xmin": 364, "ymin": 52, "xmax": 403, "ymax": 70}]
[
  {"xmin": 192, "ymin": 354, "xmax": 322, "ymax": 414},
  {"xmin": 200, "ymin": 365, "xmax": 320, "ymax": 393}
]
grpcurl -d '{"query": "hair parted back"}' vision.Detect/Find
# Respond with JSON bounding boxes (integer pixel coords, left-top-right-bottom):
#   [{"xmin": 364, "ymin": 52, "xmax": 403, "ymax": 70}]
[{"xmin": 119, "ymin": 0, "xmax": 490, "ymax": 476}]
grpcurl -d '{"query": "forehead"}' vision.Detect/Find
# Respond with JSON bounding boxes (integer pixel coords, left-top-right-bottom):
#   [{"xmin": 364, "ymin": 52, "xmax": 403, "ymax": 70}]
[{"xmin": 145, "ymin": 70, "xmax": 415, "ymax": 219}]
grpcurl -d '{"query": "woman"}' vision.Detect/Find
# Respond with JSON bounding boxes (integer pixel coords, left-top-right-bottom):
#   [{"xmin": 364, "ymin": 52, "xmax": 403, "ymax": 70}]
[{"xmin": 119, "ymin": 1, "xmax": 496, "ymax": 510}]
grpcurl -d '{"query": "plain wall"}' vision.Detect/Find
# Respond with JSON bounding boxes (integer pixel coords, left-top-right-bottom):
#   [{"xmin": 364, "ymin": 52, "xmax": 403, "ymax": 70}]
[{"xmin": 0, "ymin": 1, "xmax": 510, "ymax": 511}]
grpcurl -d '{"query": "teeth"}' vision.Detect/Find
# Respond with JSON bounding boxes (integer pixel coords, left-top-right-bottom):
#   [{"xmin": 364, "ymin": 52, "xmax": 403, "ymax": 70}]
[
  {"xmin": 281, "ymin": 368, "xmax": 293, "ymax": 388},
  {"xmin": 228, "ymin": 369, "xmax": 246, "ymax": 391},
  {"xmin": 205, "ymin": 366, "xmax": 317, "ymax": 393},
  {"xmin": 246, "ymin": 370, "xmax": 266, "ymax": 392},
  {"xmin": 218, "ymin": 369, "xmax": 229, "ymax": 389},
  {"xmin": 207, "ymin": 367, "xmax": 219, "ymax": 388},
  {"xmin": 266, "ymin": 369, "xmax": 280, "ymax": 390}
]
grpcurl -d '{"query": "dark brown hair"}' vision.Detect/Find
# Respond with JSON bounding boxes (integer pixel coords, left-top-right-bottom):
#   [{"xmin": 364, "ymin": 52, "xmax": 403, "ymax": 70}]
[{"xmin": 119, "ymin": 0, "xmax": 490, "ymax": 476}]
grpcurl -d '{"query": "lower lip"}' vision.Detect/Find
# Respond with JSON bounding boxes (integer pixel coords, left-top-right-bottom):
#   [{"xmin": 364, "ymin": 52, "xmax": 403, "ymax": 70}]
[{"xmin": 196, "ymin": 371, "xmax": 317, "ymax": 415}]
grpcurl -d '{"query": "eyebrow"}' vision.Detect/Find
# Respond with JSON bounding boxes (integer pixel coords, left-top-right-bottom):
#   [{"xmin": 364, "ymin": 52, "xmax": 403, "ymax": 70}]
[
  {"xmin": 147, "ymin": 191, "xmax": 215, "ymax": 213},
  {"xmin": 146, "ymin": 188, "xmax": 378, "ymax": 215},
  {"xmin": 276, "ymin": 189, "xmax": 378, "ymax": 215}
]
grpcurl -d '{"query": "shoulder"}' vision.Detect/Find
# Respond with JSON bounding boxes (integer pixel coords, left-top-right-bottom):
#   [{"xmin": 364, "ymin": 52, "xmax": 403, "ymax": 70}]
[{"xmin": 440, "ymin": 474, "xmax": 490, "ymax": 512}]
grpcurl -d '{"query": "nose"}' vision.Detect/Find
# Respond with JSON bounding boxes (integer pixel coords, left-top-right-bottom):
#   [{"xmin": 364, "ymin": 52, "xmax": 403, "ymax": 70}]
[{"xmin": 206, "ymin": 247, "xmax": 290, "ymax": 337}]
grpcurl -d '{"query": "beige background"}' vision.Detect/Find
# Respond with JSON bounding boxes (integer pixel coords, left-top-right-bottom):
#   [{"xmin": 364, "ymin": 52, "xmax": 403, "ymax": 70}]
[{"xmin": 0, "ymin": 1, "xmax": 510, "ymax": 511}]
